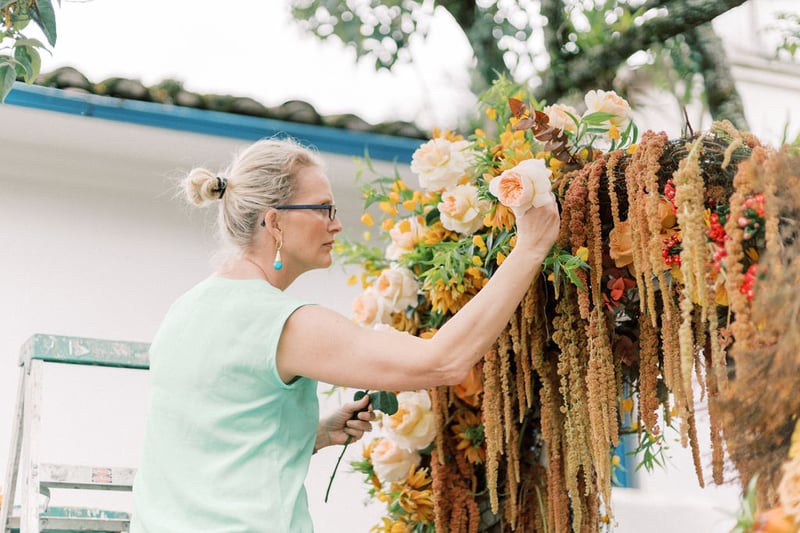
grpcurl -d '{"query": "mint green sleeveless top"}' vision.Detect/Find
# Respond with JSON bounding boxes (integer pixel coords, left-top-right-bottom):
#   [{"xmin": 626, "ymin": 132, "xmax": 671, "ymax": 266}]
[{"xmin": 131, "ymin": 277, "xmax": 317, "ymax": 532}]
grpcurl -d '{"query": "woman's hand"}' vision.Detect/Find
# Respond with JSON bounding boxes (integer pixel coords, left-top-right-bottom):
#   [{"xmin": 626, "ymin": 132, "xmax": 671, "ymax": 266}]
[
  {"xmin": 314, "ymin": 394, "xmax": 374, "ymax": 452},
  {"xmin": 514, "ymin": 193, "xmax": 561, "ymax": 257}
]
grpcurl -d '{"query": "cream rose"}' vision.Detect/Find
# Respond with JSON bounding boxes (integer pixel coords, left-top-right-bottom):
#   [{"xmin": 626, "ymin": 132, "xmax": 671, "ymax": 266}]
[
  {"xmin": 410, "ymin": 138, "xmax": 475, "ymax": 192},
  {"xmin": 583, "ymin": 89, "xmax": 631, "ymax": 127},
  {"xmin": 352, "ymin": 287, "xmax": 391, "ymax": 327},
  {"xmin": 375, "ymin": 266, "xmax": 419, "ymax": 313},
  {"xmin": 437, "ymin": 184, "xmax": 491, "ymax": 236},
  {"xmin": 383, "ymin": 390, "xmax": 437, "ymax": 451},
  {"xmin": 544, "ymin": 103, "xmax": 579, "ymax": 135},
  {"xmin": 369, "ymin": 437, "xmax": 421, "ymax": 483},
  {"xmin": 488, "ymin": 158, "xmax": 553, "ymax": 215},
  {"xmin": 386, "ymin": 216, "xmax": 425, "ymax": 260}
]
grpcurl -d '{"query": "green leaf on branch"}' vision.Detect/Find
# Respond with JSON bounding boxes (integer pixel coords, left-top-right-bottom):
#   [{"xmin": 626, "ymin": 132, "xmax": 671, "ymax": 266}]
[
  {"xmin": 0, "ymin": 63, "xmax": 17, "ymax": 103},
  {"xmin": 30, "ymin": 0, "xmax": 57, "ymax": 47},
  {"xmin": 358, "ymin": 389, "xmax": 399, "ymax": 416}
]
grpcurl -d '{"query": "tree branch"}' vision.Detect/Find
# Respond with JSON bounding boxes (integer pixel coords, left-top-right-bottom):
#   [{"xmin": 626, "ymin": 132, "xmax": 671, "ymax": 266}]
[{"xmin": 536, "ymin": 0, "xmax": 748, "ymax": 103}]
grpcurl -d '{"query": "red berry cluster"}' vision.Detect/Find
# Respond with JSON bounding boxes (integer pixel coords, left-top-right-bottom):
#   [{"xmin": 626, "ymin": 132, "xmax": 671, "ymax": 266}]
[
  {"xmin": 738, "ymin": 193, "xmax": 765, "ymax": 241},
  {"xmin": 707, "ymin": 204, "xmax": 729, "ymax": 273},
  {"xmin": 740, "ymin": 264, "xmax": 759, "ymax": 301},
  {"xmin": 663, "ymin": 179, "xmax": 677, "ymax": 211},
  {"xmin": 662, "ymin": 232, "xmax": 682, "ymax": 266}
]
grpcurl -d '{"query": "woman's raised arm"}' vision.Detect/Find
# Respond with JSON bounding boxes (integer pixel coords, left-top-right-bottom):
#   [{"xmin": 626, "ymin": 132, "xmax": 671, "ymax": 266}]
[{"xmin": 276, "ymin": 197, "xmax": 560, "ymax": 391}]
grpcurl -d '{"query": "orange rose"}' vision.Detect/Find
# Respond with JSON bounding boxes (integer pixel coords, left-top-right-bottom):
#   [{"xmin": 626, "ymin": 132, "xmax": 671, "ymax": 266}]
[
  {"xmin": 749, "ymin": 507, "xmax": 796, "ymax": 533},
  {"xmin": 609, "ymin": 220, "xmax": 634, "ymax": 268},
  {"xmin": 658, "ymin": 197, "xmax": 677, "ymax": 230},
  {"xmin": 454, "ymin": 364, "xmax": 483, "ymax": 407}
]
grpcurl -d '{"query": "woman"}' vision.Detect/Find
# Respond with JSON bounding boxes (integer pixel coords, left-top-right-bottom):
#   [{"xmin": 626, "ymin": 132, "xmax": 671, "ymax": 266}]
[{"xmin": 131, "ymin": 136, "xmax": 560, "ymax": 532}]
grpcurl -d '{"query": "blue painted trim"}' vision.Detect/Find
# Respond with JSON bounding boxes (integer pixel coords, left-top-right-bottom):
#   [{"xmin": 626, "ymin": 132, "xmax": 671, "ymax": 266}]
[{"xmin": 6, "ymin": 82, "xmax": 423, "ymax": 163}]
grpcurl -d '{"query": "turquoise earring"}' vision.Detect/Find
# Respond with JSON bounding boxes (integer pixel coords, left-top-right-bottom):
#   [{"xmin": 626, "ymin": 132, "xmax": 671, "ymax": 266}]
[{"xmin": 273, "ymin": 239, "xmax": 283, "ymax": 271}]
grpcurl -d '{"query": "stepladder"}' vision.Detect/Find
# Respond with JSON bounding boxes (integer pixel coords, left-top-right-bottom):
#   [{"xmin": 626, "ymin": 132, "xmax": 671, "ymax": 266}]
[{"xmin": 1, "ymin": 334, "xmax": 150, "ymax": 533}]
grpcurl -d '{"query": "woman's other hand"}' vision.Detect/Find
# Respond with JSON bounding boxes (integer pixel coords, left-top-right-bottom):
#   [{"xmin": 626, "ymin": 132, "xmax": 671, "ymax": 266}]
[{"xmin": 314, "ymin": 394, "xmax": 374, "ymax": 452}]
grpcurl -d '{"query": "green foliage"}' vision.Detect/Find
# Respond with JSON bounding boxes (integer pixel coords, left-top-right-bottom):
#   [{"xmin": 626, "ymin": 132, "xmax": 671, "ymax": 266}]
[
  {"xmin": 730, "ymin": 474, "xmax": 759, "ymax": 533},
  {"xmin": 542, "ymin": 247, "xmax": 590, "ymax": 297},
  {"xmin": 626, "ymin": 421, "xmax": 678, "ymax": 474},
  {"xmin": 288, "ymin": 0, "xmax": 534, "ymax": 89},
  {"xmin": 0, "ymin": 0, "xmax": 58, "ymax": 102},
  {"xmin": 773, "ymin": 11, "xmax": 800, "ymax": 61},
  {"xmin": 354, "ymin": 389, "xmax": 399, "ymax": 416}
]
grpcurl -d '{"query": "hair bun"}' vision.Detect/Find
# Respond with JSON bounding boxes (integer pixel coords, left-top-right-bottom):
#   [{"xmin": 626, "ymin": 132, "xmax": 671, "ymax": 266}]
[{"xmin": 184, "ymin": 169, "xmax": 227, "ymax": 206}]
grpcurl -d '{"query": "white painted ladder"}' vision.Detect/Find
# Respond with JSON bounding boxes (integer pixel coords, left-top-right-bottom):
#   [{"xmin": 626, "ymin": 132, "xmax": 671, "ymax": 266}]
[{"xmin": 1, "ymin": 334, "xmax": 149, "ymax": 533}]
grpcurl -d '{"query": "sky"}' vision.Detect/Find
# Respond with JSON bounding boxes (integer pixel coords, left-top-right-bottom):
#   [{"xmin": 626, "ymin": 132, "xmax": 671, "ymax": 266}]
[{"xmin": 37, "ymin": 0, "xmax": 478, "ymax": 131}]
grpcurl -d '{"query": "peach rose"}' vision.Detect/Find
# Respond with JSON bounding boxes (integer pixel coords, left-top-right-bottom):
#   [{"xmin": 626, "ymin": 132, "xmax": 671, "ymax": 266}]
[
  {"xmin": 386, "ymin": 216, "xmax": 425, "ymax": 260},
  {"xmin": 543, "ymin": 103, "xmax": 579, "ymax": 135},
  {"xmin": 583, "ymin": 89, "xmax": 631, "ymax": 127},
  {"xmin": 410, "ymin": 138, "xmax": 475, "ymax": 192},
  {"xmin": 438, "ymin": 184, "xmax": 491, "ymax": 236},
  {"xmin": 383, "ymin": 390, "xmax": 437, "ymax": 451},
  {"xmin": 488, "ymin": 158, "xmax": 553, "ymax": 215},
  {"xmin": 609, "ymin": 220, "xmax": 634, "ymax": 268},
  {"xmin": 376, "ymin": 266, "xmax": 419, "ymax": 313},
  {"xmin": 657, "ymin": 197, "xmax": 677, "ymax": 230},
  {"xmin": 352, "ymin": 287, "xmax": 391, "ymax": 327},
  {"xmin": 369, "ymin": 437, "xmax": 421, "ymax": 483}
]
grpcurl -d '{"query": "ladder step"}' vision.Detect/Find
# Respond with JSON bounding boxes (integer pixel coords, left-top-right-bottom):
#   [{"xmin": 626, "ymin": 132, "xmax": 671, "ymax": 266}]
[
  {"xmin": 7, "ymin": 506, "xmax": 130, "ymax": 532},
  {"xmin": 39, "ymin": 464, "xmax": 136, "ymax": 492}
]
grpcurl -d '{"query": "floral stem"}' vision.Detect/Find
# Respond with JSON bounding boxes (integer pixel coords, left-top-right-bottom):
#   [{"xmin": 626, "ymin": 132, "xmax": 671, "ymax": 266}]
[{"xmin": 324, "ymin": 435, "xmax": 353, "ymax": 503}]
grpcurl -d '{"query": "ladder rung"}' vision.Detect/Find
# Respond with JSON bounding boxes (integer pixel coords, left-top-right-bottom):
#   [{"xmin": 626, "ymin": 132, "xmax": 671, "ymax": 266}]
[
  {"xmin": 8, "ymin": 515, "xmax": 130, "ymax": 532},
  {"xmin": 39, "ymin": 464, "xmax": 136, "ymax": 492}
]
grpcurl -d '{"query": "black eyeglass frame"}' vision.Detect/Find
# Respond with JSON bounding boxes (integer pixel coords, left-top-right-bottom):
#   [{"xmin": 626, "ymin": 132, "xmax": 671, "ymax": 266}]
[{"xmin": 274, "ymin": 203, "xmax": 337, "ymax": 221}]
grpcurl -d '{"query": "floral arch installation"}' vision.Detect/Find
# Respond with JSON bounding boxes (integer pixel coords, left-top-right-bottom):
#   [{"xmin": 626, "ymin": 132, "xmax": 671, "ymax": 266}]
[{"xmin": 338, "ymin": 78, "xmax": 800, "ymax": 533}]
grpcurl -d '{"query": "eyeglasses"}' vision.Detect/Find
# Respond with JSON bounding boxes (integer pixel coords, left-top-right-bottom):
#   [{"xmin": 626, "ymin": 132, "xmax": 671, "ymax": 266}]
[{"xmin": 274, "ymin": 204, "xmax": 337, "ymax": 221}]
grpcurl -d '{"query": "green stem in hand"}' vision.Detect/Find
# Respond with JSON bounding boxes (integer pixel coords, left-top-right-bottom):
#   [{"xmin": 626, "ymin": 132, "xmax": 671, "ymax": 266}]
[
  {"xmin": 323, "ymin": 389, "xmax": 397, "ymax": 503},
  {"xmin": 324, "ymin": 435, "xmax": 352, "ymax": 503}
]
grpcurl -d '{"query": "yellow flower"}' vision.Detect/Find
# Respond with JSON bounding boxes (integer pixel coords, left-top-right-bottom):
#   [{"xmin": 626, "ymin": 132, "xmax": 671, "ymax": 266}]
[
  {"xmin": 497, "ymin": 252, "xmax": 507, "ymax": 265},
  {"xmin": 361, "ymin": 213, "xmax": 374, "ymax": 227},
  {"xmin": 486, "ymin": 107, "xmax": 497, "ymax": 120},
  {"xmin": 620, "ymin": 398, "xmax": 634, "ymax": 414},
  {"xmin": 452, "ymin": 409, "xmax": 485, "ymax": 464},
  {"xmin": 575, "ymin": 246, "xmax": 589, "ymax": 262},
  {"xmin": 626, "ymin": 144, "xmax": 639, "ymax": 155},
  {"xmin": 471, "ymin": 255, "xmax": 482, "ymax": 266},
  {"xmin": 363, "ymin": 231, "xmax": 371, "ymax": 241},
  {"xmin": 609, "ymin": 123, "xmax": 620, "ymax": 140},
  {"xmin": 382, "ymin": 218, "xmax": 395, "ymax": 230},
  {"xmin": 472, "ymin": 234, "xmax": 487, "ymax": 252},
  {"xmin": 380, "ymin": 201, "xmax": 398, "ymax": 216},
  {"xmin": 347, "ymin": 275, "xmax": 358, "ymax": 286}
]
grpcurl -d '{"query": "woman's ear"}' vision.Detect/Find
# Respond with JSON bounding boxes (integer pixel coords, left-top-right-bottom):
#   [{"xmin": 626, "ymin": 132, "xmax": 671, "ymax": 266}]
[{"xmin": 262, "ymin": 209, "xmax": 282, "ymax": 241}]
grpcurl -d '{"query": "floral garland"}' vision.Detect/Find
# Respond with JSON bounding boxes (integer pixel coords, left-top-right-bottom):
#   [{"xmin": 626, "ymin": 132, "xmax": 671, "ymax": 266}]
[{"xmin": 335, "ymin": 76, "xmax": 799, "ymax": 532}]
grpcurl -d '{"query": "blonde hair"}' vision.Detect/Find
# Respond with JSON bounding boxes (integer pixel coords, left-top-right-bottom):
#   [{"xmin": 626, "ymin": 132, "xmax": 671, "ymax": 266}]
[{"xmin": 183, "ymin": 137, "xmax": 323, "ymax": 250}]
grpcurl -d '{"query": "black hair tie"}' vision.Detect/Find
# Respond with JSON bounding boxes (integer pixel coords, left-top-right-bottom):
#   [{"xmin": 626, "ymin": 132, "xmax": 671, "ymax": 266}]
[{"xmin": 216, "ymin": 176, "xmax": 228, "ymax": 199}]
